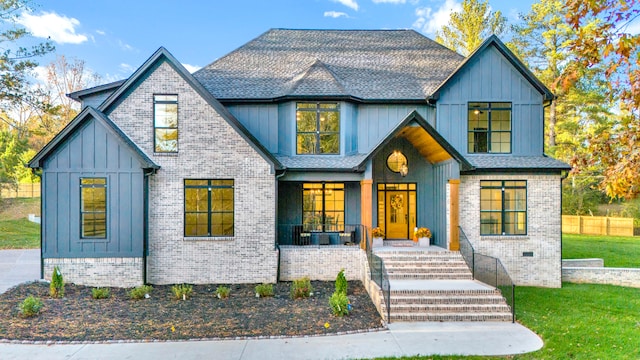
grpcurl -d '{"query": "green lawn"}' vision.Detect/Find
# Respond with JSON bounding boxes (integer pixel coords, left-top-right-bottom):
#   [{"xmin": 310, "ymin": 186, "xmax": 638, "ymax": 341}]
[
  {"xmin": 562, "ymin": 234, "xmax": 640, "ymax": 267},
  {"xmin": 379, "ymin": 283, "xmax": 640, "ymax": 360},
  {"xmin": 0, "ymin": 218, "xmax": 40, "ymax": 249}
]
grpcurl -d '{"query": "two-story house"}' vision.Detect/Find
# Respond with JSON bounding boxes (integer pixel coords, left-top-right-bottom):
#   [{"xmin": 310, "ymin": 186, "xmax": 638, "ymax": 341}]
[{"xmin": 29, "ymin": 29, "xmax": 569, "ymax": 290}]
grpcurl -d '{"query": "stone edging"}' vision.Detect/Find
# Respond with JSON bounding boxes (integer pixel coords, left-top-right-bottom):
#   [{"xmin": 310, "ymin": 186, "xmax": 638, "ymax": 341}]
[{"xmin": 0, "ymin": 326, "xmax": 389, "ymax": 345}]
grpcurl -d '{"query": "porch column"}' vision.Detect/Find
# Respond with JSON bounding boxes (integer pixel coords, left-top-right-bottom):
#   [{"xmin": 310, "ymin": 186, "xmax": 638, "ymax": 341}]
[
  {"xmin": 360, "ymin": 179, "xmax": 373, "ymax": 249},
  {"xmin": 449, "ymin": 179, "xmax": 460, "ymax": 251}
]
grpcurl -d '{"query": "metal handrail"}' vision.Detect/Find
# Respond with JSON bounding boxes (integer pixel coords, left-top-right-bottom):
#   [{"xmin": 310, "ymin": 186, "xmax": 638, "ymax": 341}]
[
  {"xmin": 365, "ymin": 227, "xmax": 391, "ymax": 323},
  {"xmin": 458, "ymin": 227, "xmax": 516, "ymax": 323}
]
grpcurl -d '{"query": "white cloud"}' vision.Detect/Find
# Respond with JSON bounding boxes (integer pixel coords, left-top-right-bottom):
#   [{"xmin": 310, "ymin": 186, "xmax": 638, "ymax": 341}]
[
  {"xmin": 118, "ymin": 40, "xmax": 135, "ymax": 52},
  {"xmin": 182, "ymin": 63, "xmax": 201, "ymax": 73},
  {"xmin": 119, "ymin": 63, "xmax": 135, "ymax": 74},
  {"xmin": 96, "ymin": 30, "xmax": 106, "ymax": 36},
  {"xmin": 324, "ymin": 11, "xmax": 349, "ymax": 18},
  {"xmin": 16, "ymin": 11, "xmax": 88, "ymax": 44},
  {"xmin": 331, "ymin": 0, "xmax": 358, "ymax": 11},
  {"xmin": 625, "ymin": 16, "xmax": 640, "ymax": 35},
  {"xmin": 412, "ymin": 0, "xmax": 461, "ymax": 35},
  {"xmin": 372, "ymin": 0, "xmax": 406, "ymax": 3}
]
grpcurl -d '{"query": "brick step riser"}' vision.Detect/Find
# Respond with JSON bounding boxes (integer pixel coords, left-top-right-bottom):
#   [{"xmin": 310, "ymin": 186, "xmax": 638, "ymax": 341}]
[
  {"xmin": 386, "ymin": 268, "xmax": 471, "ymax": 273},
  {"xmin": 389, "ymin": 314, "xmax": 512, "ymax": 322},
  {"xmin": 390, "ymin": 290, "xmax": 501, "ymax": 296},
  {"xmin": 388, "ymin": 275, "xmax": 474, "ymax": 280},
  {"xmin": 390, "ymin": 297, "xmax": 507, "ymax": 305},
  {"xmin": 376, "ymin": 254, "xmax": 465, "ymax": 260},
  {"xmin": 386, "ymin": 305, "xmax": 512, "ymax": 313}
]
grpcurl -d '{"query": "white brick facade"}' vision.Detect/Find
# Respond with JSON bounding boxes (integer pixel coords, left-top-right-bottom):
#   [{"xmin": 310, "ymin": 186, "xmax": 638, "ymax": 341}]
[
  {"xmin": 279, "ymin": 246, "xmax": 366, "ymax": 281},
  {"xmin": 108, "ymin": 61, "xmax": 277, "ymax": 285},
  {"xmin": 459, "ymin": 174, "xmax": 563, "ymax": 287},
  {"xmin": 44, "ymin": 258, "xmax": 143, "ymax": 288}
]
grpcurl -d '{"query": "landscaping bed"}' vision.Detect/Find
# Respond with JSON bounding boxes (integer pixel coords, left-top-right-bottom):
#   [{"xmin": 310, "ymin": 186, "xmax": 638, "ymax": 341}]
[{"xmin": 0, "ymin": 280, "xmax": 383, "ymax": 342}]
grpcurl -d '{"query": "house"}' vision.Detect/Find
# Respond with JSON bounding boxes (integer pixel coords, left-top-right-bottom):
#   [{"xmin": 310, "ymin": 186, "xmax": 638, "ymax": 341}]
[{"xmin": 28, "ymin": 29, "xmax": 569, "ymax": 289}]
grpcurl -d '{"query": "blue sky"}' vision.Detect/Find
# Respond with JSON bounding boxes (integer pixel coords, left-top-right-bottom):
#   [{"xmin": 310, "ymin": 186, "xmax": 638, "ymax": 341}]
[{"xmin": 21, "ymin": 0, "xmax": 539, "ymax": 84}]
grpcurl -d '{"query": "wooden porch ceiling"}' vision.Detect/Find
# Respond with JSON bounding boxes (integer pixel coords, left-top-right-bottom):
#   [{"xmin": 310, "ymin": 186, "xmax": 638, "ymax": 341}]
[{"xmin": 397, "ymin": 126, "xmax": 452, "ymax": 164}]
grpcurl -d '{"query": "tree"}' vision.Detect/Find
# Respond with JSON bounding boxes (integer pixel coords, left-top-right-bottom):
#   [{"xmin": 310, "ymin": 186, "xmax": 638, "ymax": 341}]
[
  {"xmin": 0, "ymin": 0, "xmax": 54, "ymax": 130},
  {"xmin": 565, "ymin": 0, "xmax": 640, "ymax": 199},
  {"xmin": 435, "ymin": 0, "xmax": 507, "ymax": 56},
  {"xmin": 0, "ymin": 130, "xmax": 28, "ymax": 196}
]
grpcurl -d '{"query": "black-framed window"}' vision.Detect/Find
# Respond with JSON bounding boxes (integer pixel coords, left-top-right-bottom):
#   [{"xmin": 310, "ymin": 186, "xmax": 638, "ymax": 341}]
[
  {"xmin": 80, "ymin": 177, "xmax": 107, "ymax": 238},
  {"xmin": 296, "ymin": 102, "xmax": 340, "ymax": 154},
  {"xmin": 185, "ymin": 180, "xmax": 234, "ymax": 237},
  {"xmin": 468, "ymin": 102, "xmax": 511, "ymax": 153},
  {"xmin": 302, "ymin": 183, "xmax": 344, "ymax": 231},
  {"xmin": 154, "ymin": 94, "xmax": 178, "ymax": 153},
  {"xmin": 480, "ymin": 180, "xmax": 527, "ymax": 235}
]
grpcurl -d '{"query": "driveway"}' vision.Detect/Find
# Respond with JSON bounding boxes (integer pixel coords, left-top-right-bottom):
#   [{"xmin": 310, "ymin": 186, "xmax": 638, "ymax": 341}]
[{"xmin": 0, "ymin": 249, "xmax": 41, "ymax": 294}]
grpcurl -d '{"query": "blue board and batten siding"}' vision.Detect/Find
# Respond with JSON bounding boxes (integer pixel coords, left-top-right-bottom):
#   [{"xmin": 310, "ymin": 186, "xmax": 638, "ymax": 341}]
[
  {"xmin": 436, "ymin": 46, "xmax": 544, "ymax": 156},
  {"xmin": 357, "ymin": 105, "xmax": 434, "ymax": 153},
  {"xmin": 432, "ymin": 160, "xmax": 459, "ymax": 248},
  {"xmin": 42, "ymin": 117, "xmax": 145, "ymax": 258},
  {"xmin": 226, "ymin": 104, "xmax": 279, "ymax": 153}
]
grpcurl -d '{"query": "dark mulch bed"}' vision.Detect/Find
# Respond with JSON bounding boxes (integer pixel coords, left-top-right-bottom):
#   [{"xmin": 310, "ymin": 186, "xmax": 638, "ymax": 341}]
[{"xmin": 0, "ymin": 281, "xmax": 383, "ymax": 342}]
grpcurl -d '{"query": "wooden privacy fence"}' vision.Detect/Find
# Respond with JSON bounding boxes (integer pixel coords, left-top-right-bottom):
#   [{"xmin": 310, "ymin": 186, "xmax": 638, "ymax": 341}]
[
  {"xmin": 0, "ymin": 183, "xmax": 41, "ymax": 198},
  {"xmin": 562, "ymin": 215, "xmax": 634, "ymax": 237}
]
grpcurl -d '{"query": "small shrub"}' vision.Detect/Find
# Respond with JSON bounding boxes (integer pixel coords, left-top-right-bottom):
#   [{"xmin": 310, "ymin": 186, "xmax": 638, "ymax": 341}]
[
  {"xmin": 216, "ymin": 285, "xmax": 231, "ymax": 299},
  {"xmin": 91, "ymin": 287, "xmax": 111, "ymax": 299},
  {"xmin": 49, "ymin": 266, "xmax": 65, "ymax": 298},
  {"xmin": 290, "ymin": 277, "xmax": 313, "ymax": 299},
  {"xmin": 171, "ymin": 284, "xmax": 193, "ymax": 300},
  {"xmin": 19, "ymin": 296, "xmax": 44, "ymax": 318},
  {"xmin": 329, "ymin": 291, "xmax": 350, "ymax": 317},
  {"xmin": 128, "ymin": 285, "xmax": 153, "ymax": 300},
  {"xmin": 335, "ymin": 269, "xmax": 347, "ymax": 296},
  {"xmin": 255, "ymin": 283, "xmax": 274, "ymax": 297}
]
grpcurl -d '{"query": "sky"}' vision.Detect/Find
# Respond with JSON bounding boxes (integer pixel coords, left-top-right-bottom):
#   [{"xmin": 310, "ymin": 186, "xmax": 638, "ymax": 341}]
[{"xmin": 5, "ymin": 0, "xmax": 567, "ymax": 85}]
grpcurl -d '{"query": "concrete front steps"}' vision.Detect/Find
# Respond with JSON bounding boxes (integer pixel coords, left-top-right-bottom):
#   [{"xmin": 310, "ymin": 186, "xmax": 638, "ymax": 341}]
[{"xmin": 374, "ymin": 245, "xmax": 513, "ymax": 322}]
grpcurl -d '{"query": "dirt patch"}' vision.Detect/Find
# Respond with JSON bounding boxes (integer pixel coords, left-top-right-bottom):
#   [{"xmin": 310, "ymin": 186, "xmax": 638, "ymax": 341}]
[
  {"xmin": 0, "ymin": 198, "xmax": 40, "ymax": 220},
  {"xmin": 0, "ymin": 281, "xmax": 383, "ymax": 341}
]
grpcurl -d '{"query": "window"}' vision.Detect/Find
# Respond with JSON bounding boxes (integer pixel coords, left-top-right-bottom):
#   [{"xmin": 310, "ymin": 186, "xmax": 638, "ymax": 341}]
[
  {"xmin": 480, "ymin": 180, "xmax": 527, "ymax": 235},
  {"xmin": 154, "ymin": 94, "xmax": 178, "ymax": 152},
  {"xmin": 184, "ymin": 180, "xmax": 234, "ymax": 237},
  {"xmin": 468, "ymin": 102, "xmax": 511, "ymax": 153},
  {"xmin": 302, "ymin": 183, "xmax": 344, "ymax": 231},
  {"xmin": 296, "ymin": 102, "xmax": 340, "ymax": 154},
  {"xmin": 80, "ymin": 178, "xmax": 107, "ymax": 238}
]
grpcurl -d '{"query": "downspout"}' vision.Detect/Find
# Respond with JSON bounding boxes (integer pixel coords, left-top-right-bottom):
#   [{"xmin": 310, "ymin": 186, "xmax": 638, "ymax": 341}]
[
  {"xmin": 560, "ymin": 170, "xmax": 569, "ymax": 286},
  {"xmin": 143, "ymin": 169, "xmax": 156, "ymax": 285},
  {"xmin": 32, "ymin": 169, "xmax": 43, "ymax": 280},
  {"xmin": 274, "ymin": 169, "xmax": 287, "ymax": 282}
]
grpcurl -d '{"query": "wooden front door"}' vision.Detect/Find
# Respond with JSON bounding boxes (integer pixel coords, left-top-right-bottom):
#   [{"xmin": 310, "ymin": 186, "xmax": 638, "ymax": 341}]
[{"xmin": 386, "ymin": 191, "xmax": 409, "ymax": 239}]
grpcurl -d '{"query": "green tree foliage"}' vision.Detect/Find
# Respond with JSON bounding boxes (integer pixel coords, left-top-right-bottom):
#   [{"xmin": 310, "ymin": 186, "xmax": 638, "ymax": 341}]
[
  {"xmin": 435, "ymin": 0, "xmax": 507, "ymax": 55},
  {"xmin": 0, "ymin": 129, "xmax": 27, "ymax": 195}
]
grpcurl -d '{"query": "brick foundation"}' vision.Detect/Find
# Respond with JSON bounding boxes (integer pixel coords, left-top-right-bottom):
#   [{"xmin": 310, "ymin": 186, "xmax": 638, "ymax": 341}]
[
  {"xmin": 279, "ymin": 246, "xmax": 366, "ymax": 281},
  {"xmin": 44, "ymin": 257, "xmax": 143, "ymax": 288}
]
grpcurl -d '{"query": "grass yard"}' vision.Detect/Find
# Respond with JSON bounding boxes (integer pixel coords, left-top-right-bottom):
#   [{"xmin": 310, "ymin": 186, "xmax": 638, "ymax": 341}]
[
  {"xmin": 380, "ymin": 283, "xmax": 640, "ymax": 360},
  {"xmin": 0, "ymin": 197, "xmax": 41, "ymax": 249},
  {"xmin": 562, "ymin": 234, "xmax": 640, "ymax": 268},
  {"xmin": 0, "ymin": 218, "xmax": 40, "ymax": 249}
]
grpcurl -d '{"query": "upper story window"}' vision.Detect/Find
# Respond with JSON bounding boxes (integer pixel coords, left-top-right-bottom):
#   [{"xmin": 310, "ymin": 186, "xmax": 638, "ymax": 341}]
[
  {"xmin": 296, "ymin": 102, "xmax": 340, "ymax": 155},
  {"xmin": 80, "ymin": 177, "xmax": 107, "ymax": 239},
  {"xmin": 468, "ymin": 102, "xmax": 511, "ymax": 153},
  {"xmin": 154, "ymin": 94, "xmax": 178, "ymax": 153}
]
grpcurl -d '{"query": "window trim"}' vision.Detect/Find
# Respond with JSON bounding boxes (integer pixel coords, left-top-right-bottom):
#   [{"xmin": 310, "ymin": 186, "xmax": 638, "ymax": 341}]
[
  {"xmin": 467, "ymin": 102, "xmax": 512, "ymax": 154},
  {"xmin": 184, "ymin": 179, "xmax": 235, "ymax": 238},
  {"xmin": 480, "ymin": 180, "xmax": 527, "ymax": 236},
  {"xmin": 296, "ymin": 102, "xmax": 340, "ymax": 155},
  {"xmin": 153, "ymin": 94, "xmax": 178, "ymax": 153},
  {"xmin": 80, "ymin": 177, "xmax": 107, "ymax": 239}
]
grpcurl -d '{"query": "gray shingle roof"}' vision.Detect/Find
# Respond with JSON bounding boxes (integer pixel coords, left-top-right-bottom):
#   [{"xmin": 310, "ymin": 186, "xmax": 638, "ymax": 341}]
[
  {"xmin": 276, "ymin": 154, "xmax": 368, "ymax": 170},
  {"xmin": 465, "ymin": 155, "xmax": 571, "ymax": 170},
  {"xmin": 194, "ymin": 29, "xmax": 464, "ymax": 100}
]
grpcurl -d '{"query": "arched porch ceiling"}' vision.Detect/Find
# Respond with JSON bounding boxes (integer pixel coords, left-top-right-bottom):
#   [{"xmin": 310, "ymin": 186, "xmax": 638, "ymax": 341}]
[{"xmin": 397, "ymin": 125, "xmax": 452, "ymax": 165}]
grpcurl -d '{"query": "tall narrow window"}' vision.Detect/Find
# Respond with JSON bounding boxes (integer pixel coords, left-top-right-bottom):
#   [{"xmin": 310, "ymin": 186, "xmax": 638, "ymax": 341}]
[
  {"xmin": 154, "ymin": 94, "xmax": 178, "ymax": 152},
  {"xmin": 185, "ymin": 180, "xmax": 234, "ymax": 237},
  {"xmin": 468, "ymin": 102, "xmax": 511, "ymax": 153},
  {"xmin": 480, "ymin": 180, "xmax": 527, "ymax": 235},
  {"xmin": 296, "ymin": 102, "xmax": 340, "ymax": 154},
  {"xmin": 302, "ymin": 183, "xmax": 344, "ymax": 231},
  {"xmin": 81, "ymin": 178, "xmax": 107, "ymax": 238}
]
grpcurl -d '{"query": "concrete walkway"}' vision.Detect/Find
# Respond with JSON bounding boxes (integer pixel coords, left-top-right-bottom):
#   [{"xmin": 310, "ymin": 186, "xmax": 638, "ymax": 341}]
[{"xmin": 0, "ymin": 249, "xmax": 543, "ymax": 359}]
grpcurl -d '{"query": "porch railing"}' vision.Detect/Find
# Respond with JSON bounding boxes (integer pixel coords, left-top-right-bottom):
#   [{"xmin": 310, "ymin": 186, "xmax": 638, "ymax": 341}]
[
  {"xmin": 458, "ymin": 227, "xmax": 515, "ymax": 323},
  {"xmin": 277, "ymin": 224, "xmax": 364, "ymax": 246},
  {"xmin": 365, "ymin": 227, "xmax": 391, "ymax": 323}
]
